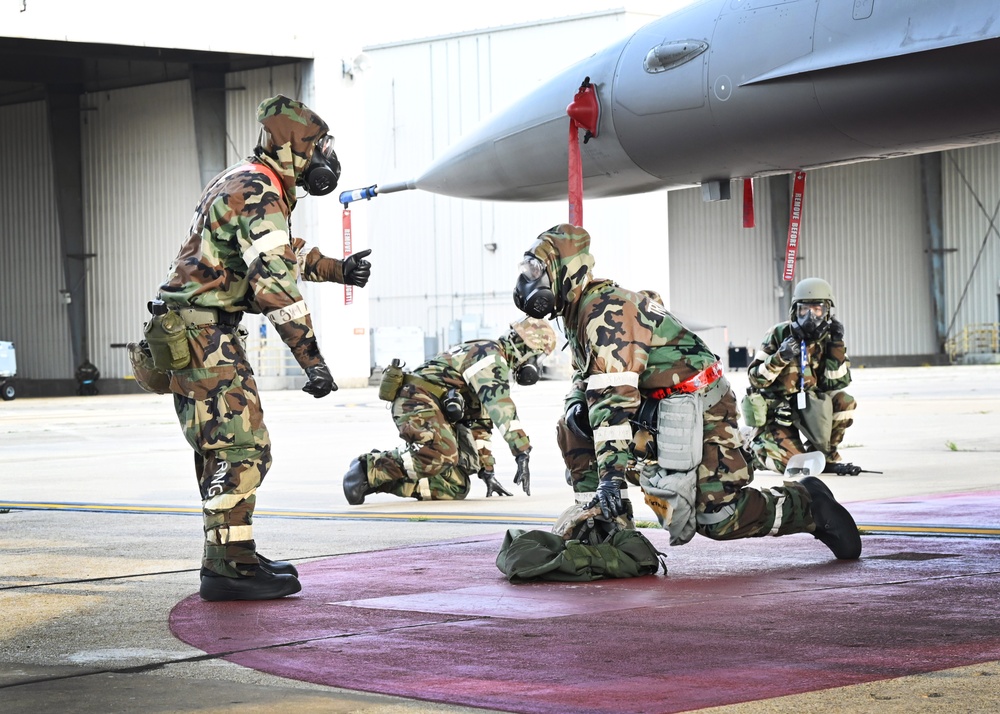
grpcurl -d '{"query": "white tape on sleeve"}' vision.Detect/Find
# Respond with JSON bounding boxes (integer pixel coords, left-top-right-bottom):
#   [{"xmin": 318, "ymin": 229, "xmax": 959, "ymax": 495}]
[
  {"xmin": 593, "ymin": 424, "xmax": 632, "ymax": 443},
  {"xmin": 463, "ymin": 355, "xmax": 498, "ymax": 383},
  {"xmin": 266, "ymin": 301, "xmax": 310, "ymax": 326},
  {"xmin": 587, "ymin": 372, "xmax": 639, "ymax": 390},
  {"xmin": 242, "ymin": 230, "xmax": 290, "ymax": 267}
]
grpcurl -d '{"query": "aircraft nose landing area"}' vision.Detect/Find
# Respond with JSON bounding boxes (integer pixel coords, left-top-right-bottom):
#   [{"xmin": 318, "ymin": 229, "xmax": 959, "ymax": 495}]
[{"xmin": 170, "ymin": 524, "xmax": 1000, "ymax": 714}]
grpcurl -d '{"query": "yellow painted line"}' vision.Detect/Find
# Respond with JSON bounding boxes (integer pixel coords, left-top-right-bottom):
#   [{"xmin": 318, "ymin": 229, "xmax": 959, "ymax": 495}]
[
  {"xmin": 1, "ymin": 502, "xmax": 997, "ymax": 536},
  {"xmin": 0, "ymin": 501, "xmax": 555, "ymax": 525},
  {"xmin": 856, "ymin": 523, "xmax": 1000, "ymax": 537}
]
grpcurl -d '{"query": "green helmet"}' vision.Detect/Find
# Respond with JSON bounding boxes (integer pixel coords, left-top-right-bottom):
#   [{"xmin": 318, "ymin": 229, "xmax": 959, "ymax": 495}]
[
  {"xmin": 791, "ymin": 277, "xmax": 835, "ymax": 307},
  {"xmin": 790, "ymin": 277, "xmax": 835, "ymax": 338}
]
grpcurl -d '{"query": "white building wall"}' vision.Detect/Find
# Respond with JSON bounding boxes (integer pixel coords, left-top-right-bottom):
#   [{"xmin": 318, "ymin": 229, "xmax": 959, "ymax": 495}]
[{"xmin": 361, "ymin": 11, "xmax": 666, "ymax": 360}]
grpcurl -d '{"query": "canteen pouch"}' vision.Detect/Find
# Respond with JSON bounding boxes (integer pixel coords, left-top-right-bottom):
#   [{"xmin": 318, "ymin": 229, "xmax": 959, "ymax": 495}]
[
  {"xmin": 378, "ymin": 358, "xmax": 405, "ymax": 401},
  {"xmin": 143, "ymin": 311, "xmax": 190, "ymax": 371},
  {"xmin": 655, "ymin": 392, "xmax": 703, "ymax": 471},
  {"xmin": 455, "ymin": 424, "xmax": 482, "ymax": 477},
  {"xmin": 741, "ymin": 390, "xmax": 767, "ymax": 427},
  {"xmin": 127, "ymin": 340, "xmax": 170, "ymax": 394}
]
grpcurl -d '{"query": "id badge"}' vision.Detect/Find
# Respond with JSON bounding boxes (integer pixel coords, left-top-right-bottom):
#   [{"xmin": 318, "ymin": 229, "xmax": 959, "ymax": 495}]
[{"xmin": 797, "ymin": 391, "xmax": 807, "ymax": 410}]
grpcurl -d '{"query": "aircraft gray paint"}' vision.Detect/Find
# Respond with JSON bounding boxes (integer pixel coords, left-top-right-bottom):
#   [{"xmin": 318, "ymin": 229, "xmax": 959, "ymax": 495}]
[{"xmin": 381, "ymin": 0, "xmax": 1000, "ymax": 202}]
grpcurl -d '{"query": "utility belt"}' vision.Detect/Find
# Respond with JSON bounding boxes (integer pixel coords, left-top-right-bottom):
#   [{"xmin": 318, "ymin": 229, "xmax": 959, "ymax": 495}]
[
  {"xmin": 142, "ymin": 300, "xmax": 243, "ymax": 372},
  {"xmin": 633, "ymin": 361, "xmax": 727, "ymax": 433},
  {"xmin": 405, "ymin": 374, "xmax": 467, "ymax": 423},
  {"xmin": 377, "ymin": 362, "xmax": 465, "ymax": 423},
  {"xmin": 173, "ymin": 306, "xmax": 244, "ymax": 328}
]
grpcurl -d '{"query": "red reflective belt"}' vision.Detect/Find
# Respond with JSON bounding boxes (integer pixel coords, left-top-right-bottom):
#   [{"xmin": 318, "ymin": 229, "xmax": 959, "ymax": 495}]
[{"xmin": 648, "ymin": 362, "xmax": 723, "ymax": 400}]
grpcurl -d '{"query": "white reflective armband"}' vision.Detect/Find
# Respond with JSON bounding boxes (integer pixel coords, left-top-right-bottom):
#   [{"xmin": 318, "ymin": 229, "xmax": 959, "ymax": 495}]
[
  {"xmin": 242, "ymin": 230, "xmax": 290, "ymax": 267},
  {"xmin": 587, "ymin": 372, "xmax": 639, "ymax": 391},
  {"xmin": 266, "ymin": 301, "xmax": 310, "ymax": 326}
]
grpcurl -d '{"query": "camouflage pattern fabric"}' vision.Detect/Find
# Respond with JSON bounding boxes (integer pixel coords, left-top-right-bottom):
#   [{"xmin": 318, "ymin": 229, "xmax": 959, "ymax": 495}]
[
  {"xmin": 747, "ymin": 321, "xmax": 856, "ymax": 472},
  {"xmin": 155, "ymin": 95, "xmax": 352, "ymax": 574},
  {"xmin": 170, "ymin": 324, "xmax": 270, "ymax": 576},
  {"xmin": 363, "ymin": 320, "xmax": 556, "ymax": 500},
  {"xmin": 524, "ymin": 224, "xmax": 817, "ymax": 542},
  {"xmin": 158, "ymin": 94, "xmax": 349, "ymax": 371}
]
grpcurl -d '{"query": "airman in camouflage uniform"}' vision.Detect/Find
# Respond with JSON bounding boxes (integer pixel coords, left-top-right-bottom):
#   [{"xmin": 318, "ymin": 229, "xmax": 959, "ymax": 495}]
[
  {"xmin": 157, "ymin": 95, "xmax": 373, "ymax": 601},
  {"xmin": 342, "ymin": 318, "xmax": 557, "ymax": 503},
  {"xmin": 747, "ymin": 277, "xmax": 857, "ymax": 474},
  {"xmin": 513, "ymin": 224, "xmax": 861, "ymax": 560}
]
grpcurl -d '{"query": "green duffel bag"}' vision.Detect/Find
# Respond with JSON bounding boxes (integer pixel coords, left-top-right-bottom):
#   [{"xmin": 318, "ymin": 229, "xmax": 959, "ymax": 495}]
[{"xmin": 496, "ymin": 527, "xmax": 666, "ymax": 583}]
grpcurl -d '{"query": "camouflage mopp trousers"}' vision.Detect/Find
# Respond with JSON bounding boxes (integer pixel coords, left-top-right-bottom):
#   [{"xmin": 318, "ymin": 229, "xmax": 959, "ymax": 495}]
[
  {"xmin": 750, "ymin": 389, "xmax": 857, "ymax": 473},
  {"xmin": 557, "ymin": 390, "xmax": 816, "ymax": 541},
  {"xmin": 169, "ymin": 324, "xmax": 271, "ymax": 577},
  {"xmin": 363, "ymin": 384, "xmax": 476, "ymax": 500}
]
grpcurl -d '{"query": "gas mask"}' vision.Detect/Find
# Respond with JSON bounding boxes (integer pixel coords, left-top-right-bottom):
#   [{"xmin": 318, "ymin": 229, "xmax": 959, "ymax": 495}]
[
  {"xmin": 514, "ymin": 355, "xmax": 541, "ymax": 386},
  {"xmin": 301, "ymin": 134, "xmax": 341, "ymax": 196},
  {"xmin": 792, "ymin": 301, "xmax": 831, "ymax": 340},
  {"xmin": 513, "ymin": 254, "xmax": 556, "ymax": 319}
]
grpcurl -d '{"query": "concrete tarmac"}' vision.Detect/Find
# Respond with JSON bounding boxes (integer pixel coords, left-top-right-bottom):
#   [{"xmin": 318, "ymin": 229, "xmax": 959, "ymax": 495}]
[{"xmin": 1, "ymin": 364, "xmax": 998, "ymax": 712}]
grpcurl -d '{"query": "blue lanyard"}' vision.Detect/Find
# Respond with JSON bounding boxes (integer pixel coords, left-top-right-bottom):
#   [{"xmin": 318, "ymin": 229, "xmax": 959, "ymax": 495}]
[{"xmin": 797, "ymin": 339, "xmax": 808, "ymax": 409}]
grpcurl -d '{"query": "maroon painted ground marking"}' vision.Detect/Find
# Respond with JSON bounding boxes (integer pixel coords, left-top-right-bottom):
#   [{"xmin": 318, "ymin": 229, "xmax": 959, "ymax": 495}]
[{"xmin": 171, "ymin": 495, "xmax": 1000, "ymax": 714}]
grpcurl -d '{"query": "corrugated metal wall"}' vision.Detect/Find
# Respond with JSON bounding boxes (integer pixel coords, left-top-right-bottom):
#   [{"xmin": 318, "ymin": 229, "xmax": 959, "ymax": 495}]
[
  {"xmin": 942, "ymin": 143, "xmax": 1000, "ymax": 333},
  {"xmin": 0, "ymin": 101, "xmax": 73, "ymax": 380},
  {"xmin": 668, "ymin": 157, "xmax": 935, "ymax": 361},
  {"xmin": 0, "ymin": 65, "xmax": 308, "ymax": 383},
  {"xmin": 83, "ymin": 81, "xmax": 201, "ymax": 380},
  {"xmin": 81, "ymin": 67, "xmax": 307, "ymax": 381}
]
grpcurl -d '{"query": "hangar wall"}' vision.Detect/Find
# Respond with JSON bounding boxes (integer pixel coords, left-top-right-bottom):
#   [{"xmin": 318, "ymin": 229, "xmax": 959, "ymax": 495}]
[
  {"xmin": 0, "ymin": 65, "xmax": 318, "ymax": 385},
  {"xmin": 0, "ymin": 101, "xmax": 70, "ymax": 380},
  {"xmin": 943, "ymin": 146, "xmax": 1000, "ymax": 330},
  {"xmin": 668, "ymin": 157, "xmax": 936, "ymax": 362}
]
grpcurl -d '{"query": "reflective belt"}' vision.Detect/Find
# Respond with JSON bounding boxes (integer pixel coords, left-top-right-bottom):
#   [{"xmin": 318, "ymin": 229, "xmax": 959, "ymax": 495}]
[{"xmin": 648, "ymin": 362, "xmax": 723, "ymax": 400}]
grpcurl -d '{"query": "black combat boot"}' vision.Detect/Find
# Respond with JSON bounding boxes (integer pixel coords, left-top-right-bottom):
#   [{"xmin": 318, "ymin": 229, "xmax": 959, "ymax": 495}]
[
  {"xmin": 257, "ymin": 554, "xmax": 298, "ymax": 577},
  {"xmin": 343, "ymin": 456, "xmax": 374, "ymax": 505},
  {"xmin": 800, "ymin": 476, "xmax": 862, "ymax": 560},
  {"xmin": 199, "ymin": 567, "xmax": 302, "ymax": 602}
]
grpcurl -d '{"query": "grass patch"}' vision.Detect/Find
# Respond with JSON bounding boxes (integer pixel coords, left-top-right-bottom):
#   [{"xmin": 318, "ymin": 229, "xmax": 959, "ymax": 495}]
[
  {"xmin": 635, "ymin": 520, "xmax": 659, "ymax": 529},
  {"xmin": 945, "ymin": 440, "xmax": 958, "ymax": 452}
]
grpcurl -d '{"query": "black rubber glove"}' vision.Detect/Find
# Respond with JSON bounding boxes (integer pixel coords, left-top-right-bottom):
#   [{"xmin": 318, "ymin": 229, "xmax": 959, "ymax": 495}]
[
  {"xmin": 343, "ymin": 248, "xmax": 372, "ymax": 288},
  {"xmin": 565, "ymin": 401, "xmax": 593, "ymax": 441},
  {"xmin": 828, "ymin": 318, "xmax": 845, "ymax": 342},
  {"xmin": 513, "ymin": 451, "xmax": 531, "ymax": 496},
  {"xmin": 589, "ymin": 479, "xmax": 624, "ymax": 520},
  {"xmin": 777, "ymin": 336, "xmax": 799, "ymax": 362},
  {"xmin": 302, "ymin": 363, "xmax": 337, "ymax": 398},
  {"xmin": 479, "ymin": 470, "xmax": 513, "ymax": 497}
]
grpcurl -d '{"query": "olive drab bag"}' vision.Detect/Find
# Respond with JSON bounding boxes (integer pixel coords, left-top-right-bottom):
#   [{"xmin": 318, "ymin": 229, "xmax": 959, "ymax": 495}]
[
  {"xmin": 454, "ymin": 424, "xmax": 482, "ymax": 477},
  {"xmin": 143, "ymin": 311, "xmax": 190, "ymax": 371},
  {"xmin": 496, "ymin": 528, "xmax": 666, "ymax": 583},
  {"xmin": 794, "ymin": 390, "xmax": 834, "ymax": 453},
  {"xmin": 741, "ymin": 390, "xmax": 767, "ymax": 427},
  {"xmin": 378, "ymin": 358, "xmax": 405, "ymax": 401}
]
